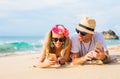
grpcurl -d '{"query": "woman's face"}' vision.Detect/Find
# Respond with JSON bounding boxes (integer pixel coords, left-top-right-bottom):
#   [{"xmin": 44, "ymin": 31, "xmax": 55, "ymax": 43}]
[{"xmin": 52, "ymin": 32, "xmax": 65, "ymax": 48}]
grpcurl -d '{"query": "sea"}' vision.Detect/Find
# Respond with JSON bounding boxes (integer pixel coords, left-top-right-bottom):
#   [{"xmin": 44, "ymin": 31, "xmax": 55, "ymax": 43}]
[
  {"xmin": 0, "ymin": 36, "xmax": 120, "ymax": 57},
  {"xmin": 0, "ymin": 36, "xmax": 44, "ymax": 57}
]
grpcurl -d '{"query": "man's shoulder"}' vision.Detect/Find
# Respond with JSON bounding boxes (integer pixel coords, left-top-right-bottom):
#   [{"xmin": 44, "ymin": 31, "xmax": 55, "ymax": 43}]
[
  {"xmin": 70, "ymin": 33, "xmax": 78, "ymax": 38},
  {"xmin": 94, "ymin": 32, "xmax": 102, "ymax": 35},
  {"xmin": 94, "ymin": 32, "xmax": 103, "ymax": 37},
  {"xmin": 70, "ymin": 33, "xmax": 79, "ymax": 41},
  {"xmin": 93, "ymin": 32, "xmax": 105, "ymax": 41}
]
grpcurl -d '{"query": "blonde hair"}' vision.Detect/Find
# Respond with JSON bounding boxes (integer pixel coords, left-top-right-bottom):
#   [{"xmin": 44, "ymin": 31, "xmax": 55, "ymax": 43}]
[
  {"xmin": 42, "ymin": 25, "xmax": 71, "ymax": 57},
  {"xmin": 60, "ymin": 36, "xmax": 71, "ymax": 57}
]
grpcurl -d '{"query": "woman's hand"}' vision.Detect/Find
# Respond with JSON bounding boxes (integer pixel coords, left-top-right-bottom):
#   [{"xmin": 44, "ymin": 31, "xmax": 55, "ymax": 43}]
[
  {"xmin": 44, "ymin": 59, "xmax": 56, "ymax": 67},
  {"xmin": 33, "ymin": 60, "xmax": 56, "ymax": 68},
  {"xmin": 58, "ymin": 57, "xmax": 66, "ymax": 65}
]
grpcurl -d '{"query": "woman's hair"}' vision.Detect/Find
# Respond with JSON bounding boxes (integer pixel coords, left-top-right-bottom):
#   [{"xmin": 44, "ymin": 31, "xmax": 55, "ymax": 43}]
[{"xmin": 42, "ymin": 24, "xmax": 71, "ymax": 57}]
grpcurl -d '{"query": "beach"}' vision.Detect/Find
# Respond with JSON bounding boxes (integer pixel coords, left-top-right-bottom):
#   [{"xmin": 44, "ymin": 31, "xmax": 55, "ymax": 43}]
[{"xmin": 0, "ymin": 45, "xmax": 120, "ymax": 79}]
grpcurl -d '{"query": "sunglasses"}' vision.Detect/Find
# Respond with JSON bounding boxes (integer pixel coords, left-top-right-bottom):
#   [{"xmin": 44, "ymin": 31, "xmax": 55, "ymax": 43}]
[
  {"xmin": 52, "ymin": 37, "xmax": 65, "ymax": 42},
  {"xmin": 75, "ymin": 29, "xmax": 87, "ymax": 36}
]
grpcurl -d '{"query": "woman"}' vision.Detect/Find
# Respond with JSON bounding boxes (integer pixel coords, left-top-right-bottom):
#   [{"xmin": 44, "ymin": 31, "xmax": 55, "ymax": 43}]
[{"xmin": 36, "ymin": 24, "xmax": 71, "ymax": 68}]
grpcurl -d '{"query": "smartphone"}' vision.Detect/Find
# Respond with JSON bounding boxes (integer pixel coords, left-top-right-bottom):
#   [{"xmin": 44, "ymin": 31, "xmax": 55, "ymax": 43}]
[
  {"xmin": 95, "ymin": 43, "xmax": 103, "ymax": 51},
  {"xmin": 48, "ymin": 53, "xmax": 57, "ymax": 61}
]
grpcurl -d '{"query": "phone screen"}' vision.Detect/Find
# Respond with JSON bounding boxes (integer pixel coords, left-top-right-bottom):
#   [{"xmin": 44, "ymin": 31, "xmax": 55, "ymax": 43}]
[{"xmin": 48, "ymin": 53, "xmax": 57, "ymax": 61}]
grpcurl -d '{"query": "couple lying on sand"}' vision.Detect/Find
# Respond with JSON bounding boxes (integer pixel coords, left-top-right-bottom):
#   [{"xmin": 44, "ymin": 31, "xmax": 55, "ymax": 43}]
[{"xmin": 34, "ymin": 17, "xmax": 111, "ymax": 68}]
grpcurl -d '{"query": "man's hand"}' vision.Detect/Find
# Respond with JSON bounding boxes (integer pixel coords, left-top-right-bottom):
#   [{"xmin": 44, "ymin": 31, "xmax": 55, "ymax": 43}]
[
  {"xmin": 84, "ymin": 51, "xmax": 94, "ymax": 60},
  {"xmin": 93, "ymin": 47, "xmax": 105, "ymax": 60}
]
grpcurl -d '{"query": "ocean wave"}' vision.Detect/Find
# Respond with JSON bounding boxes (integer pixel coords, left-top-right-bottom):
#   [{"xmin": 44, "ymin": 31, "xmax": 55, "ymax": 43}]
[{"xmin": 0, "ymin": 40, "xmax": 43, "ymax": 53}]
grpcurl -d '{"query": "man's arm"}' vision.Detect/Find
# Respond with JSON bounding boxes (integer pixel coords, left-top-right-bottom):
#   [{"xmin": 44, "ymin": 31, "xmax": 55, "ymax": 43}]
[
  {"xmin": 71, "ymin": 52, "xmax": 87, "ymax": 65},
  {"xmin": 102, "ymin": 51, "xmax": 111, "ymax": 64},
  {"xmin": 93, "ymin": 47, "xmax": 111, "ymax": 64}
]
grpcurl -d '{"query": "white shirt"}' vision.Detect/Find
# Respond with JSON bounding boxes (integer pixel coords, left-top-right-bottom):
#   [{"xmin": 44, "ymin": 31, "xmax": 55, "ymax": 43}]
[{"xmin": 70, "ymin": 32, "xmax": 108, "ymax": 56}]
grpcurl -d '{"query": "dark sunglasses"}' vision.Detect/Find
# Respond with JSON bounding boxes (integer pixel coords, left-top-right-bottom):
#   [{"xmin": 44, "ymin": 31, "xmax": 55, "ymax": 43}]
[
  {"xmin": 52, "ymin": 37, "xmax": 65, "ymax": 42},
  {"xmin": 75, "ymin": 29, "xmax": 87, "ymax": 36}
]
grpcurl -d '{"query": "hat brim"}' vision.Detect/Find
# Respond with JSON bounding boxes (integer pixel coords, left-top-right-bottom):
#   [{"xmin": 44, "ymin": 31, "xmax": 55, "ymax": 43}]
[{"xmin": 75, "ymin": 24, "xmax": 95, "ymax": 34}]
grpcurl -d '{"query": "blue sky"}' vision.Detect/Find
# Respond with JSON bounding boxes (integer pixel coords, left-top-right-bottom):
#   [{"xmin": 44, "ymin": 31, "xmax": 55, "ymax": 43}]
[{"xmin": 0, "ymin": 0, "xmax": 120, "ymax": 36}]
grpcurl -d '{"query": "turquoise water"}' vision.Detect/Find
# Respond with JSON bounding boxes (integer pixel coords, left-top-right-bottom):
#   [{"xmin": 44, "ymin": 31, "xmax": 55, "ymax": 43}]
[
  {"xmin": 105, "ymin": 39, "xmax": 120, "ymax": 46},
  {"xmin": 0, "ymin": 36, "xmax": 120, "ymax": 56},
  {"xmin": 0, "ymin": 36, "xmax": 44, "ymax": 56}
]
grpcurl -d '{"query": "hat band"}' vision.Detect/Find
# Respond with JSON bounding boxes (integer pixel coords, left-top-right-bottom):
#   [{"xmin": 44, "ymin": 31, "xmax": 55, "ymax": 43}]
[{"xmin": 79, "ymin": 24, "xmax": 94, "ymax": 31}]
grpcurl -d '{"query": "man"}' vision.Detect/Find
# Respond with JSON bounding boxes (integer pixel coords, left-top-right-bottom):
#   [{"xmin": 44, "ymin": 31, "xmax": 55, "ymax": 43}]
[{"xmin": 71, "ymin": 17, "xmax": 110, "ymax": 65}]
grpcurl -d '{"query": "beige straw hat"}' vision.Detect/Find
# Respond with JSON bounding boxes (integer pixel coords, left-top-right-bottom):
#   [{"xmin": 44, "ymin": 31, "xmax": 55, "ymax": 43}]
[{"xmin": 75, "ymin": 17, "xmax": 96, "ymax": 34}]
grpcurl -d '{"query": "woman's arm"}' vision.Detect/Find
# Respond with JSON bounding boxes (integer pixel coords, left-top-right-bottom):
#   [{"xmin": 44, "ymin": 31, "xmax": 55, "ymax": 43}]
[
  {"xmin": 36, "ymin": 48, "xmax": 55, "ymax": 68},
  {"xmin": 63, "ymin": 38, "xmax": 71, "ymax": 62},
  {"xmin": 59, "ymin": 38, "xmax": 71, "ymax": 65}
]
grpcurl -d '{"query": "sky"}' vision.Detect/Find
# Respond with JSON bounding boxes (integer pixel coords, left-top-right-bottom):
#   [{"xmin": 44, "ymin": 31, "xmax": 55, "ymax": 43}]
[{"xmin": 0, "ymin": 0, "xmax": 120, "ymax": 37}]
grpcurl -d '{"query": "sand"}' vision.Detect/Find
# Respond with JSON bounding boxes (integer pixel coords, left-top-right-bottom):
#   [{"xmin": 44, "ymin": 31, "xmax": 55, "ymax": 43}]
[{"xmin": 0, "ymin": 45, "xmax": 120, "ymax": 79}]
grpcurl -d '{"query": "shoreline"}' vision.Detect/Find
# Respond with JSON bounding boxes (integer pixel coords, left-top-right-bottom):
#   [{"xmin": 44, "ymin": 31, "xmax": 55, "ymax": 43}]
[
  {"xmin": 0, "ymin": 49, "xmax": 42, "ymax": 57},
  {"xmin": 0, "ymin": 44, "xmax": 120, "ymax": 57}
]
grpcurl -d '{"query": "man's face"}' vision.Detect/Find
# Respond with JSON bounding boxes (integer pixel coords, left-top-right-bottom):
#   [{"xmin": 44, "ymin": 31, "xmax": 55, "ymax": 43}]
[
  {"xmin": 78, "ymin": 33, "xmax": 92, "ymax": 42},
  {"xmin": 76, "ymin": 31, "xmax": 92, "ymax": 42}
]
